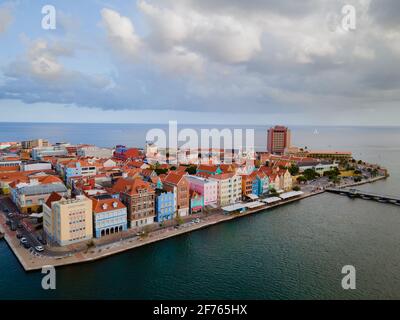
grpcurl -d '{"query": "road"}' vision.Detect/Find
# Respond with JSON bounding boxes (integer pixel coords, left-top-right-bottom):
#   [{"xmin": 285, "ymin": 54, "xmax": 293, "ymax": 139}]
[{"xmin": 0, "ymin": 195, "xmax": 49, "ymax": 256}]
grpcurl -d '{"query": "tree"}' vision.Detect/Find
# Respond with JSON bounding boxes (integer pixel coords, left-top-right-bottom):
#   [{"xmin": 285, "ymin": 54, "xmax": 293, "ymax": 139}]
[
  {"xmin": 185, "ymin": 165, "xmax": 197, "ymax": 175},
  {"xmin": 170, "ymin": 166, "xmax": 177, "ymax": 171},
  {"xmin": 293, "ymin": 185, "xmax": 301, "ymax": 191},
  {"xmin": 297, "ymin": 176, "xmax": 307, "ymax": 183},
  {"xmin": 288, "ymin": 165, "xmax": 299, "ymax": 176},
  {"xmin": 155, "ymin": 168, "xmax": 168, "ymax": 175},
  {"xmin": 269, "ymin": 188, "xmax": 278, "ymax": 196},
  {"xmin": 303, "ymin": 168, "xmax": 319, "ymax": 180}
]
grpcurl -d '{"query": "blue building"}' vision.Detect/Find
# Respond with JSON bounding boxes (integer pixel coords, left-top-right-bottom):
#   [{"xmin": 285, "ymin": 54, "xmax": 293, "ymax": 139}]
[
  {"xmin": 92, "ymin": 197, "xmax": 128, "ymax": 238},
  {"xmin": 255, "ymin": 172, "xmax": 270, "ymax": 196},
  {"xmin": 155, "ymin": 189, "xmax": 175, "ymax": 223}
]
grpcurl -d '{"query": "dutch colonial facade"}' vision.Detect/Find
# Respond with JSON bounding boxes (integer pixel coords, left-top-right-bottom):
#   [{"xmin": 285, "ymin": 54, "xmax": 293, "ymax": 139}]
[
  {"xmin": 92, "ymin": 197, "xmax": 128, "ymax": 237},
  {"xmin": 163, "ymin": 172, "xmax": 190, "ymax": 217},
  {"xmin": 112, "ymin": 178, "xmax": 155, "ymax": 228},
  {"xmin": 209, "ymin": 173, "xmax": 242, "ymax": 207}
]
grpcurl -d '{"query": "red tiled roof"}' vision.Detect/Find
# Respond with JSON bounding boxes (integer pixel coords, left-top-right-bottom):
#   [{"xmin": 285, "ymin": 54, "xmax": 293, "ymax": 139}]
[
  {"xmin": 210, "ymin": 172, "xmax": 235, "ymax": 180},
  {"xmin": 163, "ymin": 172, "xmax": 187, "ymax": 185},
  {"xmin": 112, "ymin": 177, "xmax": 153, "ymax": 196},
  {"xmin": 45, "ymin": 192, "xmax": 63, "ymax": 207},
  {"xmin": 92, "ymin": 198, "xmax": 126, "ymax": 214}
]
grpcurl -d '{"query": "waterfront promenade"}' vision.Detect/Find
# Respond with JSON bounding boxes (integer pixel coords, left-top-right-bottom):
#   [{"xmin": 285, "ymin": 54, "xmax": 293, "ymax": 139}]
[{"xmin": 0, "ymin": 175, "xmax": 387, "ymax": 272}]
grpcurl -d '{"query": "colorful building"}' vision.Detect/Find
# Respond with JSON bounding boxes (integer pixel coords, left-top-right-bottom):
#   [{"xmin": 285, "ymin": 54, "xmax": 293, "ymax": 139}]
[
  {"xmin": 9, "ymin": 175, "xmax": 68, "ymax": 213},
  {"xmin": 209, "ymin": 173, "xmax": 242, "ymax": 207},
  {"xmin": 196, "ymin": 164, "xmax": 223, "ymax": 176},
  {"xmin": 63, "ymin": 160, "xmax": 98, "ymax": 185},
  {"xmin": 255, "ymin": 171, "xmax": 270, "ymax": 196},
  {"xmin": 92, "ymin": 197, "xmax": 128, "ymax": 238},
  {"xmin": 43, "ymin": 194, "xmax": 93, "ymax": 246},
  {"xmin": 112, "ymin": 178, "xmax": 156, "ymax": 228},
  {"xmin": 186, "ymin": 175, "xmax": 218, "ymax": 206},
  {"xmin": 155, "ymin": 189, "xmax": 175, "ymax": 222},
  {"xmin": 163, "ymin": 172, "xmax": 190, "ymax": 217},
  {"xmin": 113, "ymin": 145, "xmax": 141, "ymax": 161},
  {"xmin": 190, "ymin": 191, "xmax": 203, "ymax": 214}
]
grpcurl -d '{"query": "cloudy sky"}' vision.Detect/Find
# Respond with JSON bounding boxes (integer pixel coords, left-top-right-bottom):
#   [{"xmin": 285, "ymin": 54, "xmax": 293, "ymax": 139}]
[{"xmin": 0, "ymin": 0, "xmax": 399, "ymax": 125}]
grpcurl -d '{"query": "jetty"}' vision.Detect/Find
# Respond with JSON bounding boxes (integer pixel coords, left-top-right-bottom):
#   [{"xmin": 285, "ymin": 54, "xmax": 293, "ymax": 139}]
[{"xmin": 326, "ymin": 188, "xmax": 400, "ymax": 206}]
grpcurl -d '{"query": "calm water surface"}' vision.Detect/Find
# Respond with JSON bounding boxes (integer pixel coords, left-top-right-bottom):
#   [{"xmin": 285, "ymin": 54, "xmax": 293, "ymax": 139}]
[{"xmin": 0, "ymin": 123, "xmax": 399, "ymax": 299}]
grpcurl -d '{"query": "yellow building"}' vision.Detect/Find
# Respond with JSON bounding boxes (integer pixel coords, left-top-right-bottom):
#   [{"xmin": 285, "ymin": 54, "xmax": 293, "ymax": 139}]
[
  {"xmin": 210, "ymin": 173, "xmax": 242, "ymax": 207},
  {"xmin": 43, "ymin": 193, "xmax": 93, "ymax": 246}
]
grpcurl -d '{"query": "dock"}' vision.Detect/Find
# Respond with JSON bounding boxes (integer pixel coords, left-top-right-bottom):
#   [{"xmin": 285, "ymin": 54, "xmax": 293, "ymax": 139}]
[{"xmin": 326, "ymin": 188, "xmax": 400, "ymax": 206}]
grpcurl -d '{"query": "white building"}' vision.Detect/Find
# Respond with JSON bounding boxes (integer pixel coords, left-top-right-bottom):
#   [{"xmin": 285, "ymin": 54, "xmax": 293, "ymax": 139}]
[
  {"xmin": 21, "ymin": 161, "xmax": 52, "ymax": 172},
  {"xmin": 77, "ymin": 146, "xmax": 114, "ymax": 159}
]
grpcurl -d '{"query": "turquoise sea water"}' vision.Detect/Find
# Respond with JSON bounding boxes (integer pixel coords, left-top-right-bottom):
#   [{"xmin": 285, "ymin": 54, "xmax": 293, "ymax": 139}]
[{"xmin": 0, "ymin": 123, "xmax": 399, "ymax": 299}]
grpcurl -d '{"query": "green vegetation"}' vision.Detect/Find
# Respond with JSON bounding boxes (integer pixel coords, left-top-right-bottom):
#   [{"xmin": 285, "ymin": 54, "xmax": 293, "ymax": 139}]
[
  {"xmin": 155, "ymin": 168, "xmax": 168, "ymax": 175},
  {"xmin": 185, "ymin": 165, "xmax": 197, "ymax": 175},
  {"xmin": 297, "ymin": 176, "xmax": 307, "ymax": 183},
  {"xmin": 175, "ymin": 215, "xmax": 184, "ymax": 225},
  {"xmin": 292, "ymin": 185, "xmax": 301, "ymax": 191},
  {"xmin": 303, "ymin": 168, "xmax": 319, "ymax": 180},
  {"xmin": 288, "ymin": 165, "xmax": 299, "ymax": 176},
  {"xmin": 269, "ymin": 188, "xmax": 278, "ymax": 196},
  {"xmin": 170, "ymin": 166, "xmax": 177, "ymax": 171},
  {"xmin": 323, "ymin": 167, "xmax": 340, "ymax": 180}
]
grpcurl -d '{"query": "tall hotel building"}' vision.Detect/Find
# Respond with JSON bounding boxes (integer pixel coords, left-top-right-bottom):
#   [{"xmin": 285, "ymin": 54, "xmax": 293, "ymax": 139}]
[{"xmin": 267, "ymin": 126, "xmax": 291, "ymax": 155}]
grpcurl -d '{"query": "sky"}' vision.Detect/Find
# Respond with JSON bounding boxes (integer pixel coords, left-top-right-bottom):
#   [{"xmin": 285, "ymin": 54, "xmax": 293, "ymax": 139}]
[{"xmin": 0, "ymin": 0, "xmax": 400, "ymax": 125}]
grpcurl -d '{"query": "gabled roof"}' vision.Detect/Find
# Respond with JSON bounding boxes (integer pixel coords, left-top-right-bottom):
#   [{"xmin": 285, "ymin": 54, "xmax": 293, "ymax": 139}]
[
  {"xmin": 45, "ymin": 192, "xmax": 63, "ymax": 207},
  {"xmin": 209, "ymin": 172, "xmax": 235, "ymax": 180},
  {"xmin": 163, "ymin": 172, "xmax": 187, "ymax": 185},
  {"xmin": 111, "ymin": 177, "xmax": 154, "ymax": 196},
  {"xmin": 92, "ymin": 198, "xmax": 126, "ymax": 214}
]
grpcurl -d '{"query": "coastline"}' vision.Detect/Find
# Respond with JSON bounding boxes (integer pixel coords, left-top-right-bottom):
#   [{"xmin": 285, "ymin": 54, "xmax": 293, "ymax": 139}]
[{"xmin": 0, "ymin": 175, "xmax": 387, "ymax": 272}]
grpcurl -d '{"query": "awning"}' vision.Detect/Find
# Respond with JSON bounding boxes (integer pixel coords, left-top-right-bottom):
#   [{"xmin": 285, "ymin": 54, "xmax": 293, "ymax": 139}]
[
  {"xmin": 222, "ymin": 203, "xmax": 246, "ymax": 212},
  {"xmin": 279, "ymin": 191, "xmax": 304, "ymax": 200},
  {"xmin": 245, "ymin": 201, "xmax": 264, "ymax": 208},
  {"xmin": 247, "ymin": 194, "xmax": 259, "ymax": 200},
  {"xmin": 263, "ymin": 197, "xmax": 281, "ymax": 204}
]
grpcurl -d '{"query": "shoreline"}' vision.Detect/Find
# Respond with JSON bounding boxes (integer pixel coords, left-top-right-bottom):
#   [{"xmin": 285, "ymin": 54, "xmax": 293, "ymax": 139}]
[{"xmin": 0, "ymin": 175, "xmax": 387, "ymax": 272}]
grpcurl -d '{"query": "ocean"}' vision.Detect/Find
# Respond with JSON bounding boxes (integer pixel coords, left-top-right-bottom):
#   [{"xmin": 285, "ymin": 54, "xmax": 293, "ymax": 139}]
[{"xmin": 0, "ymin": 122, "xmax": 400, "ymax": 299}]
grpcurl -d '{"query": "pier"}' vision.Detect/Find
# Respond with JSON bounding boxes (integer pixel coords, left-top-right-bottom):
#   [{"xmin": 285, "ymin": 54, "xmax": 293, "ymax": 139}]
[{"xmin": 326, "ymin": 188, "xmax": 400, "ymax": 206}]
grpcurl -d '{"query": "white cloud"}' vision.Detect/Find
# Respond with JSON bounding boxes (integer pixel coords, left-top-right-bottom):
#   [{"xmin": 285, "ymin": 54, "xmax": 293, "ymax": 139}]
[
  {"xmin": 101, "ymin": 8, "xmax": 141, "ymax": 58},
  {"xmin": 138, "ymin": 0, "xmax": 262, "ymax": 64}
]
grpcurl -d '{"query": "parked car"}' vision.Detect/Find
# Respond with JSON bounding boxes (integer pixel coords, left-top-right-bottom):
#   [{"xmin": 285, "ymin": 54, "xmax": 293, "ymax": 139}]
[
  {"xmin": 34, "ymin": 246, "xmax": 44, "ymax": 252},
  {"xmin": 22, "ymin": 242, "xmax": 30, "ymax": 249},
  {"xmin": 10, "ymin": 223, "xmax": 17, "ymax": 231},
  {"xmin": 6, "ymin": 219, "xmax": 11, "ymax": 226},
  {"xmin": 20, "ymin": 237, "xmax": 28, "ymax": 244},
  {"xmin": 37, "ymin": 235, "xmax": 47, "ymax": 245},
  {"xmin": 17, "ymin": 223, "xmax": 23, "ymax": 229},
  {"xmin": 16, "ymin": 233, "xmax": 23, "ymax": 239}
]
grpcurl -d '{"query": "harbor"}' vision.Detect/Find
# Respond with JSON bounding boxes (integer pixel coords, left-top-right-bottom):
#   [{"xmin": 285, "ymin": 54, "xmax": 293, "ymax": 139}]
[{"xmin": 0, "ymin": 174, "xmax": 387, "ymax": 272}]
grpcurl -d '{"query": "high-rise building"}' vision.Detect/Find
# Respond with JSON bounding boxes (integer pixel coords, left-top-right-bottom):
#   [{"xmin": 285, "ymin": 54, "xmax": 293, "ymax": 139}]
[
  {"xmin": 43, "ymin": 194, "xmax": 93, "ymax": 246},
  {"xmin": 267, "ymin": 126, "xmax": 291, "ymax": 155}
]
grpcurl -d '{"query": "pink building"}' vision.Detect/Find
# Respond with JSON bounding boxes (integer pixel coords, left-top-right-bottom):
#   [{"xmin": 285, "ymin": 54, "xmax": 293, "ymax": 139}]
[{"xmin": 186, "ymin": 175, "xmax": 218, "ymax": 206}]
